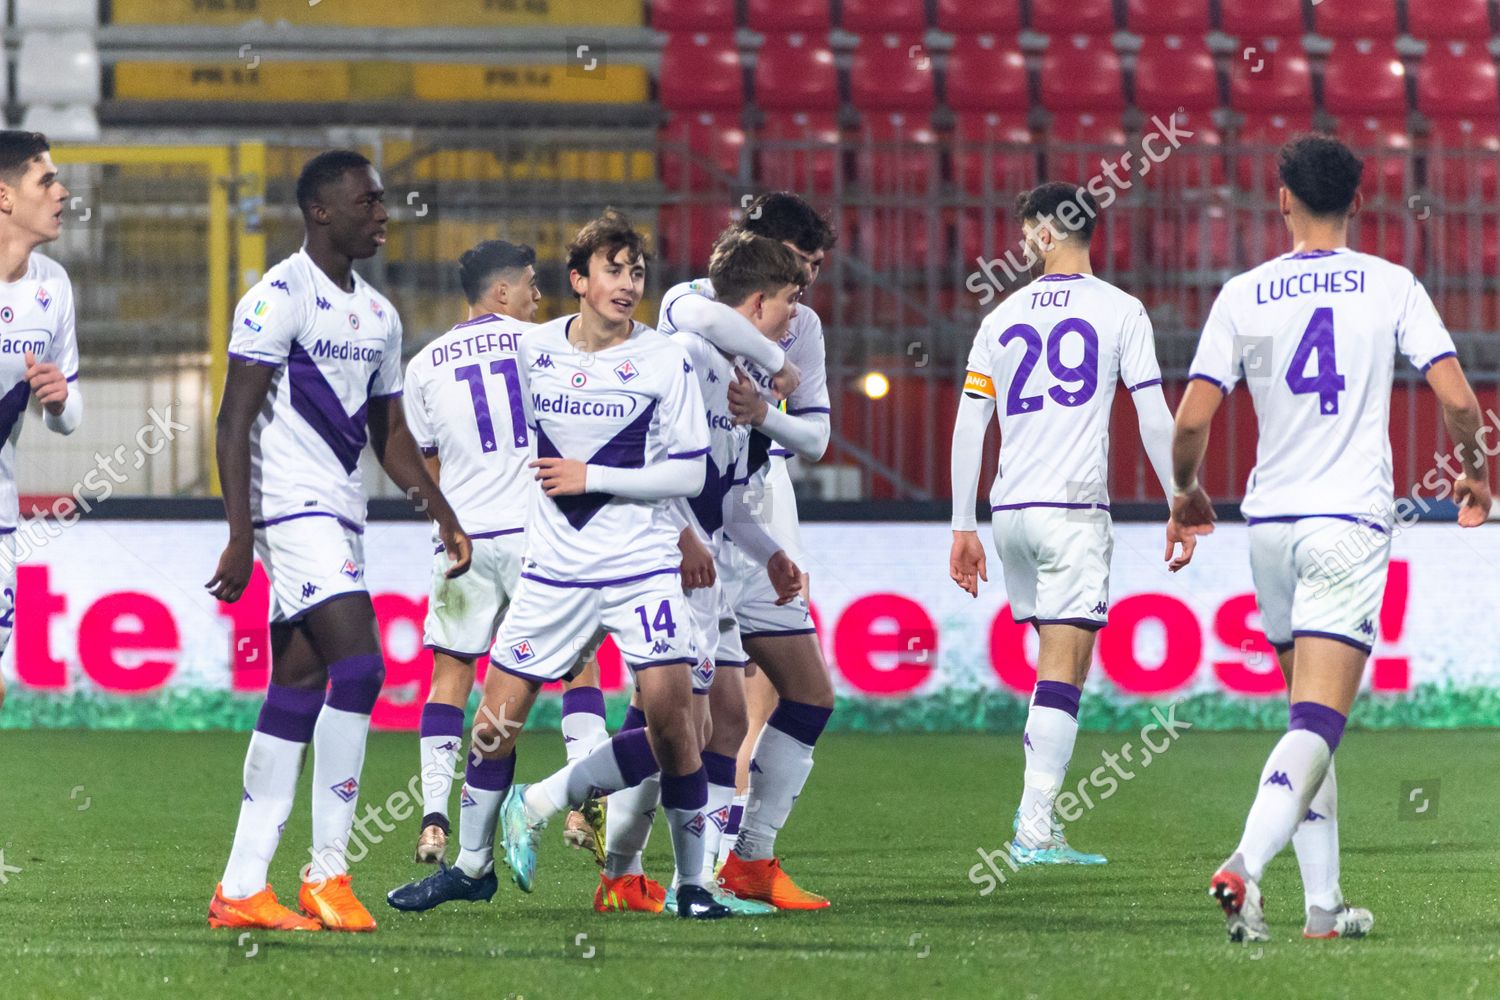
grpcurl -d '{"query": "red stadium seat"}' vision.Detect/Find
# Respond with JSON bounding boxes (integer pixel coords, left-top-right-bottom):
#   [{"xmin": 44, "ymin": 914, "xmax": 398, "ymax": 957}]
[
  {"xmin": 1124, "ymin": 0, "xmax": 1211, "ymax": 35},
  {"xmin": 1031, "ymin": 0, "xmax": 1117, "ymax": 35},
  {"xmin": 754, "ymin": 33, "xmax": 839, "ymax": 110},
  {"xmin": 660, "ymin": 112, "xmax": 746, "ymax": 191},
  {"xmin": 957, "ymin": 210, "xmax": 1012, "ymax": 271},
  {"xmin": 1046, "ymin": 112, "xmax": 1128, "ymax": 185},
  {"xmin": 841, "ymin": 0, "xmax": 927, "ymax": 33},
  {"xmin": 658, "ymin": 203, "xmax": 738, "ymax": 267},
  {"xmin": 1441, "ymin": 216, "xmax": 1499, "ymax": 276},
  {"xmin": 850, "ymin": 33, "xmax": 936, "ymax": 113},
  {"xmin": 1417, "ymin": 41, "xmax": 1500, "ymax": 119},
  {"xmin": 1151, "ymin": 207, "xmax": 1232, "ymax": 271},
  {"xmin": 953, "ymin": 112, "xmax": 1036, "ymax": 195},
  {"xmin": 1134, "ymin": 36, "xmax": 1219, "ymax": 114},
  {"xmin": 1322, "ymin": 41, "xmax": 1408, "ymax": 117},
  {"xmin": 1237, "ymin": 208, "xmax": 1292, "ymax": 264},
  {"xmin": 1228, "ymin": 39, "xmax": 1314, "ymax": 113},
  {"xmin": 1427, "ymin": 118, "xmax": 1500, "ymax": 202},
  {"xmin": 1311, "ymin": 0, "xmax": 1398, "ymax": 40},
  {"xmin": 1333, "ymin": 115, "xmax": 1412, "ymax": 201},
  {"xmin": 854, "ymin": 113, "xmax": 940, "ymax": 192},
  {"xmin": 1138, "ymin": 112, "xmax": 1225, "ymax": 189},
  {"xmin": 1220, "ymin": 0, "xmax": 1304, "ymax": 39},
  {"xmin": 659, "ymin": 33, "xmax": 743, "ymax": 112},
  {"xmin": 747, "ymin": 0, "xmax": 831, "ymax": 32},
  {"xmin": 1233, "ymin": 112, "xmax": 1317, "ymax": 191},
  {"xmin": 757, "ymin": 111, "xmax": 843, "ymax": 194},
  {"xmin": 1040, "ymin": 35, "xmax": 1125, "ymax": 113},
  {"xmin": 1352, "ymin": 212, "xmax": 1423, "ymax": 270},
  {"xmin": 856, "ymin": 209, "xmax": 941, "ymax": 272},
  {"xmin": 1090, "ymin": 207, "xmax": 1138, "ymax": 274},
  {"xmin": 936, "ymin": 0, "xmax": 1021, "ymax": 33},
  {"xmin": 1408, "ymin": 0, "xmax": 1492, "ymax": 40},
  {"xmin": 650, "ymin": 0, "xmax": 737, "ymax": 31},
  {"xmin": 945, "ymin": 36, "xmax": 1029, "ymax": 113}
]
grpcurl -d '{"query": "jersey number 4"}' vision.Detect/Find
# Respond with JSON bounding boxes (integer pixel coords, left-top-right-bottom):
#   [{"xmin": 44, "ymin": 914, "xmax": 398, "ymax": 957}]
[
  {"xmin": 1284, "ymin": 307, "xmax": 1346, "ymax": 415},
  {"xmin": 454, "ymin": 359, "xmax": 528, "ymax": 452},
  {"xmin": 999, "ymin": 319, "xmax": 1100, "ymax": 416}
]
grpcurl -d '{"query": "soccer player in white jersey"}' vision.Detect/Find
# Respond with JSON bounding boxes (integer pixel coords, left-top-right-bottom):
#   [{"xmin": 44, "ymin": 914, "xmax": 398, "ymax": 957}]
[
  {"xmin": 401, "ymin": 240, "xmax": 611, "ymax": 866},
  {"xmin": 656, "ymin": 194, "xmax": 839, "ymax": 908},
  {"xmin": 1169, "ymin": 136, "xmax": 1490, "ymax": 943},
  {"xmin": 595, "ymin": 232, "xmax": 806, "ymax": 916},
  {"xmin": 389, "ymin": 209, "xmax": 772, "ymax": 920},
  {"xmin": 949, "ymin": 182, "xmax": 1202, "ymax": 866},
  {"xmin": 206, "ymin": 151, "xmax": 471, "ymax": 933},
  {"xmin": 0, "ymin": 131, "xmax": 81, "ymax": 713}
]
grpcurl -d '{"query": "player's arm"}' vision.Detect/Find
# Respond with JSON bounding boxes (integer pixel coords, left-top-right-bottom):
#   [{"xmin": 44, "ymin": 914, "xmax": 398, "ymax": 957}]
[
  {"xmin": 949, "ymin": 371, "xmax": 994, "ymax": 598},
  {"xmin": 667, "ymin": 291, "xmax": 799, "ymax": 398},
  {"xmin": 34, "ymin": 277, "xmax": 81, "ymax": 434},
  {"xmin": 727, "ymin": 367, "xmax": 830, "ymax": 461},
  {"xmin": 722, "ymin": 480, "xmax": 801, "ymax": 605},
  {"xmin": 369, "ymin": 396, "xmax": 471, "ymax": 577},
  {"xmin": 206, "ymin": 359, "xmax": 276, "ymax": 602},
  {"xmin": 1167, "ymin": 379, "xmax": 1223, "ymax": 561},
  {"xmin": 1425, "ymin": 357, "xmax": 1491, "ymax": 526}
]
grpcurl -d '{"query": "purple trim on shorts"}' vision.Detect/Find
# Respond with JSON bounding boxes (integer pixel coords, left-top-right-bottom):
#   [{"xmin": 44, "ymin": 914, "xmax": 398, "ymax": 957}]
[
  {"xmin": 621, "ymin": 705, "xmax": 647, "ymax": 732},
  {"xmin": 1271, "ymin": 639, "xmax": 1295, "ymax": 654},
  {"xmin": 420, "ymin": 702, "xmax": 465, "ymax": 738},
  {"xmin": 520, "ymin": 567, "xmax": 679, "ymax": 589},
  {"xmin": 740, "ymin": 627, "xmax": 818, "ymax": 639},
  {"xmin": 1247, "ymin": 514, "xmax": 1388, "ymax": 535},
  {"xmin": 433, "ymin": 526, "xmax": 523, "ymax": 553},
  {"xmin": 787, "ymin": 406, "xmax": 831, "ymax": 415},
  {"xmin": 325, "ymin": 653, "xmax": 385, "ymax": 714},
  {"xmin": 65, "ymin": 372, "xmax": 80, "ymax": 383},
  {"xmin": 255, "ymin": 683, "xmax": 324, "ymax": 743},
  {"xmin": 701, "ymin": 750, "xmax": 737, "ymax": 787},
  {"xmin": 992, "ymin": 502, "xmax": 1111, "ymax": 512},
  {"xmin": 285, "ymin": 589, "xmax": 371, "ymax": 624},
  {"xmin": 611, "ymin": 728, "xmax": 660, "ymax": 788},
  {"xmin": 1127, "ymin": 378, "xmax": 1162, "ymax": 392},
  {"xmin": 1422, "ymin": 351, "xmax": 1457, "ymax": 373},
  {"xmin": 1292, "ymin": 630, "xmax": 1373, "ymax": 656},
  {"xmin": 1032, "ymin": 680, "xmax": 1082, "ymax": 719},
  {"xmin": 562, "ymin": 686, "xmax": 607, "ymax": 720},
  {"xmin": 421, "ymin": 446, "xmax": 439, "ymax": 458},
  {"xmin": 229, "ymin": 351, "xmax": 281, "ymax": 369},
  {"xmin": 488, "ymin": 661, "xmax": 547, "ymax": 687},
  {"xmin": 668, "ymin": 447, "xmax": 710, "ymax": 460},
  {"xmin": 660, "ymin": 766, "xmax": 708, "ymax": 811},
  {"xmin": 1288, "ymin": 700, "xmax": 1348, "ymax": 752},
  {"xmin": 0, "ymin": 527, "xmax": 16, "ymax": 536},
  {"xmin": 626, "ymin": 657, "xmax": 697, "ymax": 670},
  {"xmin": 770, "ymin": 448, "xmax": 794, "ymax": 457},
  {"xmin": 253, "ymin": 510, "xmax": 365, "ymax": 535},
  {"xmin": 692, "ymin": 688, "xmax": 710, "ymax": 696},
  {"xmin": 1015, "ymin": 615, "xmax": 1107, "ymax": 632},
  {"xmin": 767, "ymin": 698, "xmax": 833, "ymax": 746},
  {"xmin": 714, "ymin": 658, "xmax": 749, "ymax": 668},
  {"xmin": 424, "ymin": 643, "xmax": 487, "ymax": 660},
  {"xmin": 1188, "ymin": 373, "xmax": 1228, "ymax": 393},
  {"xmin": 465, "ymin": 752, "xmax": 515, "ymax": 792}
]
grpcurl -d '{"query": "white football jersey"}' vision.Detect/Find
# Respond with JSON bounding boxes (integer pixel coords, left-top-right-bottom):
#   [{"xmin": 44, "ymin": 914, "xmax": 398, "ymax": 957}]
[
  {"xmin": 964, "ymin": 273, "xmax": 1163, "ymax": 511},
  {"xmin": 1190, "ymin": 248, "xmax": 1456, "ymax": 523},
  {"xmin": 668, "ymin": 329, "xmax": 749, "ymax": 556},
  {"xmin": 403, "ymin": 313, "xmax": 533, "ymax": 542},
  {"xmin": 227, "ymin": 249, "xmax": 403, "ymax": 529},
  {"xmin": 0, "ymin": 253, "xmax": 78, "ymax": 531},
  {"xmin": 516, "ymin": 316, "xmax": 709, "ymax": 585},
  {"xmin": 658, "ymin": 275, "xmax": 830, "ymax": 492}
]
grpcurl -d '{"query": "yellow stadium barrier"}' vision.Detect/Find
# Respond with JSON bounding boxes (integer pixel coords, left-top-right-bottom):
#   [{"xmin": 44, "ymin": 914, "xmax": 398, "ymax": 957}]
[{"xmin": 114, "ymin": 62, "xmax": 353, "ymax": 102}]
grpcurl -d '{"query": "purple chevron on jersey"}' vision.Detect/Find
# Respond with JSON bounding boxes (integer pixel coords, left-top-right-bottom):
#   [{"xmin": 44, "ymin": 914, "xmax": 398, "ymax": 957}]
[
  {"xmin": 537, "ymin": 401, "xmax": 658, "ymax": 530},
  {"xmin": 287, "ymin": 340, "xmax": 370, "ymax": 474},
  {"xmin": 0, "ymin": 380, "xmax": 30, "ymax": 445},
  {"xmin": 686, "ymin": 454, "xmax": 731, "ymax": 537}
]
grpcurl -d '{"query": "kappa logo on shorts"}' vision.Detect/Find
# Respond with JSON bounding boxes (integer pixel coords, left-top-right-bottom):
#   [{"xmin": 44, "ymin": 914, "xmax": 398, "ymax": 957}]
[
  {"xmin": 1263, "ymin": 771, "xmax": 1294, "ymax": 790},
  {"xmin": 511, "ymin": 639, "xmax": 536, "ymax": 663},
  {"xmin": 301, "ymin": 582, "xmax": 319, "ymax": 600},
  {"xmin": 460, "ymin": 785, "xmax": 478, "ymax": 808},
  {"xmin": 613, "ymin": 359, "xmax": 639, "ymax": 383},
  {"xmin": 1091, "ymin": 602, "xmax": 1109, "ymax": 615},
  {"xmin": 1356, "ymin": 619, "xmax": 1375, "ymax": 637},
  {"xmin": 330, "ymin": 777, "xmax": 360, "ymax": 802},
  {"xmin": 340, "ymin": 559, "xmax": 361, "ymax": 581},
  {"xmin": 651, "ymin": 639, "xmax": 672, "ymax": 656}
]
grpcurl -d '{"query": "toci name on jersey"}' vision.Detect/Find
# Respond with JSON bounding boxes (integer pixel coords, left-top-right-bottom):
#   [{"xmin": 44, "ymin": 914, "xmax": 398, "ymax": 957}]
[
  {"xmin": 309, "ymin": 339, "xmax": 384, "ymax": 363},
  {"xmin": 428, "ymin": 330, "xmax": 521, "ymax": 366},
  {"xmin": 1255, "ymin": 270, "xmax": 1366, "ymax": 305},
  {"xmin": 532, "ymin": 391, "xmax": 641, "ymax": 419}
]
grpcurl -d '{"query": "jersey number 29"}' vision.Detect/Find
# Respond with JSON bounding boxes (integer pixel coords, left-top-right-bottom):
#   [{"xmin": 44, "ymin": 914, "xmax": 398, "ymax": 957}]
[{"xmin": 999, "ymin": 319, "xmax": 1099, "ymax": 416}]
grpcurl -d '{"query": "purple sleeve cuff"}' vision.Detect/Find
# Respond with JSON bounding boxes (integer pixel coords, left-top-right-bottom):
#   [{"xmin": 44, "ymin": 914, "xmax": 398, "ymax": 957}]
[
  {"xmin": 1188, "ymin": 373, "xmax": 1228, "ymax": 393},
  {"xmin": 420, "ymin": 445, "xmax": 438, "ymax": 457},
  {"xmin": 786, "ymin": 406, "xmax": 831, "ymax": 415},
  {"xmin": 1421, "ymin": 351, "xmax": 1457, "ymax": 373},
  {"xmin": 669, "ymin": 447, "xmax": 710, "ymax": 459},
  {"xmin": 229, "ymin": 351, "xmax": 281, "ymax": 369},
  {"xmin": 1127, "ymin": 378, "xmax": 1162, "ymax": 392}
]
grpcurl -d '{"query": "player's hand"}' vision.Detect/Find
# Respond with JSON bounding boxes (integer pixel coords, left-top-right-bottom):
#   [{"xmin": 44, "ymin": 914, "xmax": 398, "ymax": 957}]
[
  {"xmin": 678, "ymin": 527, "xmax": 716, "ymax": 591},
  {"xmin": 439, "ymin": 517, "xmax": 472, "ymax": 578},
  {"xmin": 1170, "ymin": 487, "xmax": 1217, "ymax": 533},
  {"xmin": 23, "ymin": 350, "xmax": 67, "ymax": 415},
  {"xmin": 767, "ymin": 550, "xmax": 802, "ymax": 605},
  {"xmin": 531, "ymin": 457, "xmax": 588, "ymax": 496},
  {"xmin": 1163, "ymin": 519, "xmax": 1198, "ymax": 573},
  {"xmin": 728, "ymin": 368, "xmax": 770, "ymax": 427},
  {"xmin": 205, "ymin": 535, "xmax": 255, "ymax": 603},
  {"xmin": 1455, "ymin": 476, "xmax": 1493, "ymax": 527},
  {"xmin": 771, "ymin": 359, "xmax": 801, "ymax": 401},
  {"xmin": 949, "ymin": 530, "xmax": 988, "ymax": 598}
]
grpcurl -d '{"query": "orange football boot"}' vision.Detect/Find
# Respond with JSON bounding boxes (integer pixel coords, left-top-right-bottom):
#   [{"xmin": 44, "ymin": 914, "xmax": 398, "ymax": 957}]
[
  {"xmin": 208, "ymin": 884, "xmax": 321, "ymax": 931},
  {"xmin": 716, "ymin": 853, "xmax": 829, "ymax": 910},
  {"xmin": 299, "ymin": 874, "xmax": 378, "ymax": 932},
  {"xmin": 594, "ymin": 872, "xmax": 667, "ymax": 913}
]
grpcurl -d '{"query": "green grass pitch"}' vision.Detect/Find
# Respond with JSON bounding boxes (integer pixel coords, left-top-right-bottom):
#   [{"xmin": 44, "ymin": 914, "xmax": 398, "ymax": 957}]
[{"xmin": 1, "ymin": 729, "xmax": 1496, "ymax": 998}]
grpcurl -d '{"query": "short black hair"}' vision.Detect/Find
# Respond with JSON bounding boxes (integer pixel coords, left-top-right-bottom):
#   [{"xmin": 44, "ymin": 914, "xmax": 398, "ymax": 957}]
[
  {"xmin": 1278, "ymin": 134, "xmax": 1363, "ymax": 216},
  {"xmin": 737, "ymin": 192, "xmax": 837, "ymax": 254},
  {"xmin": 1015, "ymin": 182, "xmax": 1100, "ymax": 243},
  {"xmin": 459, "ymin": 240, "xmax": 537, "ymax": 304},
  {"xmin": 295, "ymin": 149, "xmax": 373, "ymax": 216},
  {"xmin": 566, "ymin": 208, "xmax": 650, "ymax": 287},
  {"xmin": 0, "ymin": 131, "xmax": 50, "ymax": 185}
]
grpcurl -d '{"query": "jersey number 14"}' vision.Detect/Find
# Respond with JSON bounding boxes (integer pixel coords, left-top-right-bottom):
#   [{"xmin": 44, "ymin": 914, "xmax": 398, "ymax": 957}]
[{"xmin": 1284, "ymin": 307, "xmax": 1346, "ymax": 415}]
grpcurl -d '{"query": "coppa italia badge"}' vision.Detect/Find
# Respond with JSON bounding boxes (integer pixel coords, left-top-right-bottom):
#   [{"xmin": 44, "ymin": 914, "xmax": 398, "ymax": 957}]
[
  {"xmin": 571, "ymin": 372, "xmax": 588, "ymax": 388},
  {"xmin": 0, "ymin": 307, "xmax": 12, "ymax": 323}
]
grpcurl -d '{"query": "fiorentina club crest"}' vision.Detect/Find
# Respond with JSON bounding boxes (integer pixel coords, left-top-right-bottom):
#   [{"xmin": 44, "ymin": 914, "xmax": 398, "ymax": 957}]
[
  {"xmin": 34, "ymin": 287, "xmax": 50, "ymax": 311},
  {"xmin": 613, "ymin": 359, "xmax": 639, "ymax": 383},
  {"xmin": 510, "ymin": 639, "xmax": 535, "ymax": 663},
  {"xmin": 685, "ymin": 812, "xmax": 707, "ymax": 837},
  {"xmin": 330, "ymin": 777, "xmax": 360, "ymax": 803},
  {"xmin": 708, "ymin": 804, "xmax": 732, "ymax": 831},
  {"xmin": 460, "ymin": 786, "xmax": 478, "ymax": 808},
  {"xmin": 369, "ymin": 298, "xmax": 384, "ymax": 319},
  {"xmin": 340, "ymin": 558, "xmax": 361, "ymax": 580}
]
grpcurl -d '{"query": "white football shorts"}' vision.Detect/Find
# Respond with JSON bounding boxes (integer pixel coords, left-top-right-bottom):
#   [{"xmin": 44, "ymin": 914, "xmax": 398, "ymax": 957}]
[
  {"xmin": 1249, "ymin": 516, "xmax": 1391, "ymax": 654},
  {"xmin": 253, "ymin": 513, "xmax": 366, "ymax": 623},
  {"xmin": 423, "ymin": 530, "xmax": 525, "ymax": 658},
  {"xmin": 992, "ymin": 505, "xmax": 1113, "ymax": 629}
]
